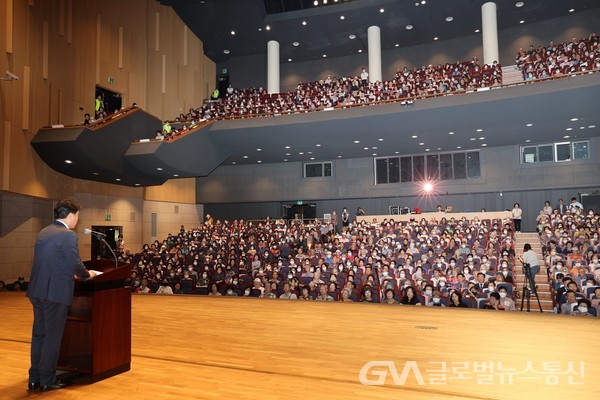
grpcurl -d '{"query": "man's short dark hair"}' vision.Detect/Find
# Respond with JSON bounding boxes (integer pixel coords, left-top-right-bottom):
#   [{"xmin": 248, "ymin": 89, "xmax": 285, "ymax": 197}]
[
  {"xmin": 489, "ymin": 292, "xmax": 501, "ymax": 300},
  {"xmin": 54, "ymin": 197, "xmax": 81, "ymax": 219}
]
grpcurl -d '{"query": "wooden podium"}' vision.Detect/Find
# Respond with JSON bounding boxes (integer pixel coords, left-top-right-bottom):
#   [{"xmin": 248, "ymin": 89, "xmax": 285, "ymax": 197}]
[{"xmin": 57, "ymin": 260, "xmax": 131, "ymax": 383}]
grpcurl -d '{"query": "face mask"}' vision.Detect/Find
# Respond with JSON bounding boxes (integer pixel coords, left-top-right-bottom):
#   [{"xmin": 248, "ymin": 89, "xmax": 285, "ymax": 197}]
[
  {"xmin": 383, "ymin": 271, "xmax": 388, "ymax": 277},
  {"xmin": 188, "ymin": 267, "xmax": 193, "ymax": 271},
  {"xmin": 499, "ymin": 292, "xmax": 507, "ymax": 298},
  {"xmin": 170, "ymin": 273, "xmax": 175, "ymax": 278},
  {"xmin": 439, "ymin": 282, "xmax": 446, "ymax": 287},
  {"xmin": 578, "ymin": 306, "xmax": 588, "ymax": 313},
  {"xmin": 288, "ymin": 274, "xmax": 293, "ymax": 279},
  {"xmin": 425, "ymin": 290, "xmax": 432, "ymax": 296},
  {"xmin": 227, "ymin": 290, "xmax": 233, "ymax": 295},
  {"xmin": 488, "ymin": 286, "xmax": 494, "ymax": 290},
  {"xmin": 233, "ymin": 280, "xmax": 238, "ymax": 285},
  {"xmin": 450, "ymin": 262, "xmax": 456, "ymax": 267},
  {"xmin": 244, "ymin": 290, "xmax": 250, "ymax": 296},
  {"xmin": 502, "ymin": 271, "xmax": 509, "ymax": 276},
  {"xmin": 464, "ymin": 269, "xmax": 469, "ymax": 274},
  {"xmin": 433, "ymin": 298, "xmax": 440, "ymax": 304},
  {"xmin": 502, "ymin": 263, "xmax": 508, "ymax": 268}
]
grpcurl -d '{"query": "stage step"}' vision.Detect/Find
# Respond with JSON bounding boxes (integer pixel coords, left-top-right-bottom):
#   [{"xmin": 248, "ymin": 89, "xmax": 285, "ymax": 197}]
[{"xmin": 502, "ymin": 64, "xmax": 524, "ymax": 85}]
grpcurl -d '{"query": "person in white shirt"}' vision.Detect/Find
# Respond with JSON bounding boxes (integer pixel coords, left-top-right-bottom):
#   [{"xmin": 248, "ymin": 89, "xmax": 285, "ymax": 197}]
[
  {"xmin": 279, "ymin": 283, "xmax": 297, "ymax": 300},
  {"xmin": 360, "ymin": 68, "xmax": 369, "ymax": 87},
  {"xmin": 518, "ymin": 243, "xmax": 540, "ymax": 289},
  {"xmin": 156, "ymin": 280, "xmax": 173, "ymax": 295},
  {"xmin": 568, "ymin": 197, "xmax": 583, "ymax": 212},
  {"xmin": 511, "ymin": 203, "xmax": 523, "ymax": 232}
]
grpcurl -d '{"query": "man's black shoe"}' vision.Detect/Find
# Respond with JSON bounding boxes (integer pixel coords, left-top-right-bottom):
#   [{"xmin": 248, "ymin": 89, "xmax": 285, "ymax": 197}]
[
  {"xmin": 27, "ymin": 382, "xmax": 40, "ymax": 391},
  {"xmin": 40, "ymin": 380, "xmax": 70, "ymax": 392}
]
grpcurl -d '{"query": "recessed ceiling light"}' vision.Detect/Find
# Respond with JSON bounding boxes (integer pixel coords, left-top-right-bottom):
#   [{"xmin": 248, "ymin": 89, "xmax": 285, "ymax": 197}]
[
  {"xmin": 349, "ymin": 34, "xmax": 356, "ymax": 40},
  {"xmin": 526, "ymin": 123, "xmax": 533, "ymax": 127},
  {"xmin": 475, "ymin": 29, "xmax": 480, "ymax": 33},
  {"xmin": 378, "ymin": 138, "xmax": 384, "ymax": 141},
  {"xmin": 302, "ymin": 21, "xmax": 307, "ymax": 26},
  {"xmin": 448, "ymin": 131, "xmax": 454, "ymax": 135},
  {"xmin": 358, "ymin": 49, "xmax": 363, "ymax": 53},
  {"xmin": 322, "ymin": 54, "xmax": 327, "ymax": 58},
  {"xmin": 570, "ymin": 117, "xmax": 579, "ymax": 121},
  {"xmin": 157, "ymin": 167, "xmax": 163, "ymax": 170},
  {"xmin": 310, "ymin": 157, "xmax": 315, "ymax": 160},
  {"xmin": 314, "ymin": 0, "xmax": 318, "ymax": 5},
  {"xmin": 395, "ymin": 151, "xmax": 400, "ymax": 154},
  {"xmin": 231, "ymin": 30, "xmax": 236, "ymax": 35},
  {"xmin": 481, "ymin": 144, "xmax": 487, "ymax": 147},
  {"xmin": 243, "ymin": 155, "xmax": 248, "ymax": 158},
  {"xmin": 337, "ymin": 155, "xmax": 342, "ymax": 158},
  {"xmin": 406, "ymin": 24, "xmax": 413, "ymax": 30},
  {"xmin": 419, "ymin": 142, "xmax": 425, "ymax": 145},
  {"xmin": 115, "ymin": 178, "xmax": 121, "ymax": 181},
  {"xmin": 470, "ymin": 138, "xmax": 476, "ymax": 141},
  {"xmin": 93, "ymin": 172, "xmax": 99, "ymax": 175},
  {"xmin": 258, "ymin": 28, "xmax": 262, "ymax": 31},
  {"xmin": 232, "ymin": 162, "xmax": 236, "ymax": 165},
  {"xmin": 363, "ymin": 147, "xmax": 369, "ymax": 150},
  {"xmin": 288, "ymin": 58, "xmax": 292, "ymax": 62},
  {"xmin": 284, "ymin": 159, "xmax": 288, "ymax": 162},
  {"xmin": 293, "ymin": 42, "xmax": 300, "ymax": 46},
  {"xmin": 437, "ymin": 148, "xmax": 442, "ymax": 151},
  {"xmin": 372, "ymin": 146, "xmax": 378, "ymax": 150},
  {"xmin": 354, "ymin": 140, "xmax": 360, "ymax": 143},
  {"xmin": 307, "ymin": 151, "xmax": 312, "ymax": 154},
  {"xmin": 135, "ymin": 183, "xmax": 140, "ymax": 186},
  {"xmin": 257, "ymin": 148, "xmax": 262, "ymax": 151},
  {"xmin": 588, "ymin": 125, "xmax": 596, "ymax": 128},
  {"xmin": 266, "ymin": 25, "xmax": 271, "ymax": 30},
  {"xmin": 65, "ymin": 160, "xmax": 72, "ymax": 164},
  {"xmin": 425, "ymin": 148, "xmax": 431, "ymax": 152},
  {"xmin": 580, "ymin": 126, "xmax": 585, "ymax": 129},
  {"xmin": 446, "ymin": 16, "xmax": 453, "ymax": 22},
  {"xmin": 520, "ymin": 20, "xmax": 525, "ymax": 24},
  {"xmin": 223, "ymin": 49, "xmax": 230, "ymax": 54},
  {"xmin": 316, "ymin": 144, "xmax": 321, "ymax": 147},
  {"xmin": 421, "ymin": 0, "xmax": 426, "ymax": 4},
  {"xmin": 257, "ymin": 160, "xmax": 262, "ymax": 163},
  {"xmin": 457, "ymin": 146, "xmax": 462, "ymax": 149},
  {"xmin": 340, "ymin": 15, "xmax": 345, "ymax": 20},
  {"xmin": 415, "ymin": 2, "xmax": 419, "ymax": 5},
  {"xmin": 395, "ymin": 43, "xmax": 399, "ymax": 47},
  {"xmin": 566, "ymin": 128, "xmax": 573, "ymax": 131},
  {"xmin": 569, "ymin": 8, "xmax": 575, "ymax": 13},
  {"xmin": 434, "ymin": 37, "xmax": 439, "ymax": 41},
  {"xmin": 372, "ymin": 153, "xmax": 377, "ymax": 156},
  {"xmin": 563, "ymin": 135, "xmax": 570, "ymax": 139},
  {"xmin": 412, "ymin": 135, "xmax": 418, "ymax": 138},
  {"xmin": 299, "ymin": 152, "xmax": 304, "ymax": 155},
  {"xmin": 173, "ymin": 174, "xmax": 179, "ymax": 177},
  {"xmin": 515, "ymin": 2, "xmax": 524, "ymax": 8},
  {"xmin": 525, "ymin": 139, "xmax": 531, "ymax": 143},
  {"xmin": 286, "ymin": 153, "xmax": 291, "ymax": 156},
  {"xmin": 380, "ymin": 8, "xmax": 385, "ymax": 13},
  {"xmin": 479, "ymin": 137, "xmax": 485, "ymax": 140},
  {"xmin": 476, "ymin": 128, "xmax": 483, "ymax": 132},
  {"xmin": 285, "ymin": 146, "xmax": 291, "ymax": 149}
]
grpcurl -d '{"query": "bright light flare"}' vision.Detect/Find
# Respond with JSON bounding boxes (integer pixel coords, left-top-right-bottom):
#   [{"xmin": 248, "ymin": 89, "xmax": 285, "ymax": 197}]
[{"xmin": 423, "ymin": 182, "xmax": 434, "ymax": 193}]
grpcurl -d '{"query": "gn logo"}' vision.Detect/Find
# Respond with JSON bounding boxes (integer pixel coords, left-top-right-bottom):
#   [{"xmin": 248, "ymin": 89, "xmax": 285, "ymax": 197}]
[{"xmin": 358, "ymin": 361, "xmax": 425, "ymax": 385}]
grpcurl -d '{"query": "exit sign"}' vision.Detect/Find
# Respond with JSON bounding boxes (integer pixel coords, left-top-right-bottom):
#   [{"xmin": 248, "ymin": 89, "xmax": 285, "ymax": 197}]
[
  {"xmin": 296, "ymin": 200, "xmax": 303, "ymax": 205},
  {"xmin": 105, "ymin": 213, "xmax": 112, "ymax": 221},
  {"xmin": 107, "ymin": 76, "xmax": 115, "ymax": 85}
]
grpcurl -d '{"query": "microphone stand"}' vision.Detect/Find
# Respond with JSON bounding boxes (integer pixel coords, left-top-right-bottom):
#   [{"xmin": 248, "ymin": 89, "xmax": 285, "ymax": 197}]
[{"xmin": 95, "ymin": 233, "xmax": 119, "ymax": 269}]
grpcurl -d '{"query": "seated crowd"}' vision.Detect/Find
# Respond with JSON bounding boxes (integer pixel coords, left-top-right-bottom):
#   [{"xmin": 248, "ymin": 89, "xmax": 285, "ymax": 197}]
[
  {"xmin": 536, "ymin": 203, "xmax": 599, "ymax": 317},
  {"xmin": 154, "ymin": 58, "xmax": 502, "ymax": 140},
  {"xmin": 123, "ymin": 214, "xmax": 528, "ymax": 312},
  {"xmin": 516, "ymin": 32, "xmax": 600, "ymax": 80}
]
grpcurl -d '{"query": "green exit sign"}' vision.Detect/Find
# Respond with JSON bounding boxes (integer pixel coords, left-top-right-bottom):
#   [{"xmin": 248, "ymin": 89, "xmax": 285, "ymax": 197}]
[
  {"xmin": 296, "ymin": 200, "xmax": 303, "ymax": 205},
  {"xmin": 105, "ymin": 213, "xmax": 112, "ymax": 221},
  {"xmin": 107, "ymin": 76, "xmax": 115, "ymax": 85}
]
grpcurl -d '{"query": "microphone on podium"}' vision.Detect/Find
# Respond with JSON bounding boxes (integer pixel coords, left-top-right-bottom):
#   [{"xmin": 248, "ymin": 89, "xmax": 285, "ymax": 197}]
[{"xmin": 84, "ymin": 228, "xmax": 107, "ymax": 237}]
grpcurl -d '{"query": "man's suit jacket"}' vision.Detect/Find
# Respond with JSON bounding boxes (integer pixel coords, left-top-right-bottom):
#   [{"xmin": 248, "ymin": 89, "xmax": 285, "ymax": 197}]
[
  {"xmin": 555, "ymin": 203, "xmax": 567, "ymax": 215},
  {"xmin": 27, "ymin": 222, "xmax": 90, "ymax": 306}
]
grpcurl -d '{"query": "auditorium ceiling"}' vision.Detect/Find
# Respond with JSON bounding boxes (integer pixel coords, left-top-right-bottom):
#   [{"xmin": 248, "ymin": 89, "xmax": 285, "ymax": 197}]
[{"xmin": 160, "ymin": 0, "xmax": 600, "ymax": 63}]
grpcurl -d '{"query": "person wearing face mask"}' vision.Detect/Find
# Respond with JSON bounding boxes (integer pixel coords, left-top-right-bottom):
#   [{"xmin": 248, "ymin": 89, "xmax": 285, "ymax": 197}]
[
  {"xmin": 426, "ymin": 291, "xmax": 445, "ymax": 307},
  {"xmin": 571, "ymin": 298, "xmax": 594, "ymax": 317},
  {"xmin": 497, "ymin": 287, "xmax": 516, "ymax": 311}
]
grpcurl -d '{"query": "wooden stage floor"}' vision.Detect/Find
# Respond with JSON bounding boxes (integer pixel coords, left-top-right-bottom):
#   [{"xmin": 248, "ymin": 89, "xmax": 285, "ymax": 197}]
[{"xmin": 0, "ymin": 292, "xmax": 598, "ymax": 399}]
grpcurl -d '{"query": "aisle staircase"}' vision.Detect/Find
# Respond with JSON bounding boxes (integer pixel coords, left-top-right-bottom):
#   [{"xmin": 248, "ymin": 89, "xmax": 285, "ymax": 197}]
[
  {"xmin": 512, "ymin": 232, "xmax": 554, "ymax": 313},
  {"xmin": 501, "ymin": 65, "xmax": 525, "ymax": 85}
]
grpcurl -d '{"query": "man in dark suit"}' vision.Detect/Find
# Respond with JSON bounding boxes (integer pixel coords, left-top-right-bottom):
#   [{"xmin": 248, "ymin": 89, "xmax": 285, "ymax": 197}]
[
  {"xmin": 555, "ymin": 198, "xmax": 567, "ymax": 215},
  {"xmin": 26, "ymin": 198, "xmax": 96, "ymax": 392}
]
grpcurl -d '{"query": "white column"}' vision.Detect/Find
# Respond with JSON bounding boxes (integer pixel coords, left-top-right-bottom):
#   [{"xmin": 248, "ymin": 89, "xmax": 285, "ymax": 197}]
[
  {"xmin": 481, "ymin": 2, "xmax": 499, "ymax": 65},
  {"xmin": 267, "ymin": 40, "xmax": 280, "ymax": 94},
  {"xmin": 367, "ymin": 26, "xmax": 382, "ymax": 83}
]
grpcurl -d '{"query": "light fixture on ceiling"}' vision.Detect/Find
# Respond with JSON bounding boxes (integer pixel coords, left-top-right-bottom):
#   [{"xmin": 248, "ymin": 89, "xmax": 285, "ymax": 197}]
[
  {"xmin": 266, "ymin": 25, "xmax": 271, "ymax": 30},
  {"xmin": 433, "ymin": 37, "xmax": 439, "ymax": 40},
  {"xmin": 322, "ymin": 54, "xmax": 327, "ymax": 57},
  {"xmin": 448, "ymin": 131, "xmax": 454, "ymax": 135},
  {"xmin": 284, "ymin": 159, "xmax": 288, "ymax": 162},
  {"xmin": 299, "ymin": 152, "xmax": 304, "ymax": 155},
  {"xmin": 310, "ymin": 157, "xmax": 315, "ymax": 160},
  {"xmin": 395, "ymin": 43, "xmax": 399, "ymax": 47},
  {"xmin": 421, "ymin": 0, "xmax": 426, "ymax": 4},
  {"xmin": 570, "ymin": 117, "xmax": 579, "ymax": 121},
  {"xmin": 406, "ymin": 24, "xmax": 413, "ymax": 30},
  {"xmin": 372, "ymin": 153, "xmax": 377, "ymax": 156},
  {"xmin": 288, "ymin": 58, "xmax": 292, "ymax": 62},
  {"xmin": 173, "ymin": 174, "xmax": 179, "ymax": 177},
  {"xmin": 286, "ymin": 153, "xmax": 291, "ymax": 156},
  {"xmin": 157, "ymin": 167, "xmax": 163, "ymax": 170},
  {"xmin": 419, "ymin": 142, "xmax": 424, "ymax": 145},
  {"xmin": 115, "ymin": 178, "xmax": 121, "ymax": 181},
  {"xmin": 425, "ymin": 148, "xmax": 431, "ymax": 152},
  {"xmin": 307, "ymin": 151, "xmax": 312, "ymax": 154},
  {"xmin": 257, "ymin": 148, "xmax": 262, "ymax": 151},
  {"xmin": 314, "ymin": 0, "xmax": 318, "ymax": 5},
  {"xmin": 479, "ymin": 137, "xmax": 485, "ymax": 140},
  {"xmin": 358, "ymin": 49, "xmax": 362, "ymax": 53},
  {"xmin": 446, "ymin": 16, "xmax": 453, "ymax": 22},
  {"xmin": 563, "ymin": 135, "xmax": 570, "ymax": 139},
  {"xmin": 525, "ymin": 139, "xmax": 531, "ymax": 143},
  {"xmin": 340, "ymin": 15, "xmax": 345, "ymax": 20},
  {"xmin": 378, "ymin": 138, "xmax": 384, "ymax": 141},
  {"xmin": 526, "ymin": 123, "xmax": 533, "ymax": 126},
  {"xmin": 589, "ymin": 125, "xmax": 596, "ymax": 128},
  {"xmin": 481, "ymin": 144, "xmax": 487, "ymax": 147},
  {"xmin": 293, "ymin": 41, "xmax": 300, "ymax": 46},
  {"xmin": 457, "ymin": 146, "xmax": 462, "ymax": 149},
  {"xmin": 412, "ymin": 135, "xmax": 418, "ymax": 138},
  {"xmin": 231, "ymin": 30, "xmax": 236, "ymax": 35},
  {"xmin": 566, "ymin": 128, "xmax": 573, "ymax": 131},
  {"xmin": 316, "ymin": 144, "xmax": 321, "ymax": 147},
  {"xmin": 302, "ymin": 21, "xmax": 307, "ymax": 26},
  {"xmin": 243, "ymin": 155, "xmax": 248, "ymax": 158},
  {"xmin": 354, "ymin": 140, "xmax": 360, "ymax": 143},
  {"xmin": 569, "ymin": 8, "xmax": 575, "ymax": 13},
  {"xmin": 135, "ymin": 183, "xmax": 140, "ymax": 186},
  {"xmin": 476, "ymin": 128, "xmax": 483, "ymax": 132},
  {"xmin": 349, "ymin": 34, "xmax": 356, "ymax": 39},
  {"xmin": 257, "ymin": 160, "xmax": 262, "ymax": 163},
  {"xmin": 285, "ymin": 146, "xmax": 291, "ymax": 149},
  {"xmin": 515, "ymin": 2, "xmax": 524, "ymax": 7},
  {"xmin": 223, "ymin": 49, "xmax": 230, "ymax": 54},
  {"xmin": 475, "ymin": 29, "xmax": 480, "ymax": 33},
  {"xmin": 470, "ymin": 138, "xmax": 476, "ymax": 141},
  {"xmin": 519, "ymin": 20, "xmax": 525, "ymax": 24},
  {"xmin": 258, "ymin": 28, "xmax": 262, "ymax": 31},
  {"xmin": 363, "ymin": 147, "xmax": 369, "ymax": 150},
  {"xmin": 93, "ymin": 172, "xmax": 99, "ymax": 175},
  {"xmin": 380, "ymin": 8, "xmax": 385, "ymax": 13},
  {"xmin": 65, "ymin": 160, "xmax": 72, "ymax": 164},
  {"xmin": 232, "ymin": 162, "xmax": 236, "ymax": 165},
  {"xmin": 372, "ymin": 146, "xmax": 378, "ymax": 150},
  {"xmin": 337, "ymin": 155, "xmax": 342, "ymax": 158}
]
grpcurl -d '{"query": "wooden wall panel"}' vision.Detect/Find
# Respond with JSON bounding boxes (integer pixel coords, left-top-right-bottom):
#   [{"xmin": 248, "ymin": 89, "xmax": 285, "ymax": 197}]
[
  {"xmin": 0, "ymin": 0, "xmax": 215, "ymax": 204},
  {"xmin": 144, "ymin": 178, "xmax": 196, "ymax": 204}
]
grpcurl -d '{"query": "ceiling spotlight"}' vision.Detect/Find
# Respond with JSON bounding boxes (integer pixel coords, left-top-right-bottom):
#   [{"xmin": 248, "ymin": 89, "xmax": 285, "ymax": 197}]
[
  {"xmin": 588, "ymin": 125, "xmax": 596, "ymax": 128},
  {"xmin": 566, "ymin": 128, "xmax": 573, "ymax": 131},
  {"xmin": 135, "ymin": 183, "xmax": 140, "ymax": 186},
  {"xmin": 299, "ymin": 152, "xmax": 304, "ymax": 155},
  {"xmin": 358, "ymin": 49, "xmax": 363, "ymax": 53},
  {"xmin": 372, "ymin": 146, "xmax": 378, "ymax": 150},
  {"xmin": 286, "ymin": 153, "xmax": 291, "ymax": 156},
  {"xmin": 419, "ymin": 142, "xmax": 425, "ymax": 145},
  {"xmin": 257, "ymin": 148, "xmax": 262, "ymax": 151},
  {"xmin": 363, "ymin": 147, "xmax": 369, "ymax": 150},
  {"xmin": 563, "ymin": 135, "xmax": 570, "ymax": 139},
  {"xmin": 93, "ymin": 172, "xmax": 99, "ymax": 175},
  {"xmin": 338, "ymin": 155, "xmax": 342, "ymax": 158},
  {"xmin": 395, "ymin": 43, "xmax": 399, "ymax": 47},
  {"xmin": 65, "ymin": 160, "xmax": 73, "ymax": 164},
  {"xmin": 526, "ymin": 123, "xmax": 533, "ymax": 127},
  {"xmin": 349, "ymin": 34, "xmax": 356, "ymax": 39},
  {"xmin": 223, "ymin": 49, "xmax": 230, "ymax": 54},
  {"xmin": 570, "ymin": 117, "xmax": 579, "ymax": 121},
  {"xmin": 519, "ymin": 20, "xmax": 525, "ymax": 24},
  {"xmin": 243, "ymin": 155, "xmax": 248, "ymax": 158},
  {"xmin": 475, "ymin": 29, "xmax": 480, "ymax": 33},
  {"xmin": 372, "ymin": 153, "xmax": 378, "ymax": 156},
  {"xmin": 284, "ymin": 159, "xmax": 288, "ymax": 162},
  {"xmin": 288, "ymin": 58, "xmax": 292, "ymax": 62},
  {"xmin": 380, "ymin": 8, "xmax": 385, "ymax": 13},
  {"xmin": 457, "ymin": 146, "xmax": 462, "ymax": 149},
  {"xmin": 525, "ymin": 139, "xmax": 531, "ymax": 143},
  {"xmin": 157, "ymin": 167, "xmax": 163, "ymax": 171},
  {"xmin": 411, "ymin": 135, "xmax": 418, "ymax": 138},
  {"xmin": 406, "ymin": 24, "xmax": 413, "ymax": 30},
  {"xmin": 293, "ymin": 41, "xmax": 300, "ymax": 46},
  {"xmin": 285, "ymin": 146, "xmax": 291, "ymax": 149},
  {"xmin": 314, "ymin": 0, "xmax": 318, "ymax": 5},
  {"xmin": 569, "ymin": 8, "xmax": 575, "ymax": 13},
  {"xmin": 323, "ymin": 0, "xmax": 328, "ymax": 4},
  {"xmin": 266, "ymin": 25, "xmax": 271, "ymax": 30},
  {"xmin": 479, "ymin": 137, "xmax": 485, "ymax": 140},
  {"xmin": 322, "ymin": 54, "xmax": 327, "ymax": 57},
  {"xmin": 257, "ymin": 160, "xmax": 262, "ymax": 163},
  {"xmin": 173, "ymin": 174, "xmax": 179, "ymax": 177},
  {"xmin": 115, "ymin": 178, "xmax": 121, "ymax": 181},
  {"xmin": 232, "ymin": 162, "xmax": 236, "ymax": 165},
  {"xmin": 448, "ymin": 131, "xmax": 454, "ymax": 135},
  {"xmin": 354, "ymin": 140, "xmax": 360, "ymax": 143},
  {"xmin": 446, "ymin": 16, "xmax": 453, "ymax": 22},
  {"xmin": 302, "ymin": 21, "xmax": 307, "ymax": 25},
  {"xmin": 378, "ymin": 138, "xmax": 384, "ymax": 141},
  {"xmin": 481, "ymin": 144, "xmax": 487, "ymax": 147},
  {"xmin": 425, "ymin": 148, "xmax": 431, "ymax": 152},
  {"xmin": 434, "ymin": 37, "xmax": 439, "ymax": 40},
  {"xmin": 423, "ymin": 182, "xmax": 433, "ymax": 193},
  {"xmin": 421, "ymin": 0, "xmax": 426, "ymax": 4},
  {"xmin": 476, "ymin": 128, "xmax": 483, "ymax": 132},
  {"xmin": 515, "ymin": 2, "xmax": 524, "ymax": 7},
  {"xmin": 470, "ymin": 138, "xmax": 476, "ymax": 141},
  {"xmin": 316, "ymin": 144, "xmax": 321, "ymax": 147},
  {"xmin": 230, "ymin": 30, "xmax": 236, "ymax": 35},
  {"xmin": 340, "ymin": 15, "xmax": 345, "ymax": 20},
  {"xmin": 258, "ymin": 28, "xmax": 262, "ymax": 31},
  {"xmin": 310, "ymin": 157, "xmax": 315, "ymax": 160}
]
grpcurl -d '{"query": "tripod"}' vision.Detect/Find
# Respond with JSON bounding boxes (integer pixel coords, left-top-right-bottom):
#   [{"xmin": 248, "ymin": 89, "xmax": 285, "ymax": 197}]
[{"xmin": 519, "ymin": 264, "xmax": 543, "ymax": 312}]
